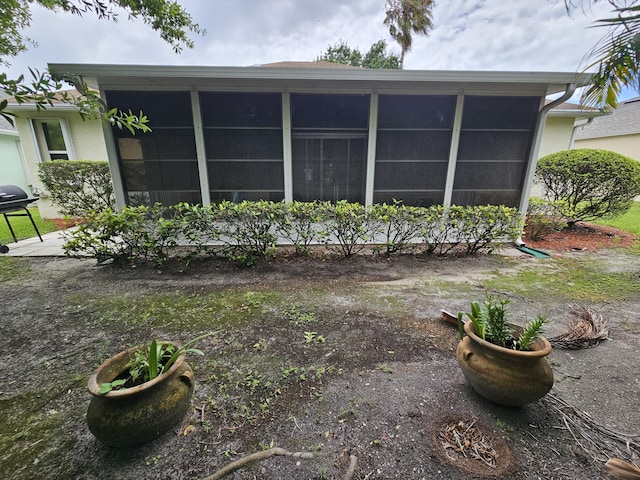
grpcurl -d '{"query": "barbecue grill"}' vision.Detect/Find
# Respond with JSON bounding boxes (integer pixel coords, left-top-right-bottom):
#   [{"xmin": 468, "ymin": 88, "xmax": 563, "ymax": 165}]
[{"xmin": 0, "ymin": 185, "xmax": 42, "ymax": 253}]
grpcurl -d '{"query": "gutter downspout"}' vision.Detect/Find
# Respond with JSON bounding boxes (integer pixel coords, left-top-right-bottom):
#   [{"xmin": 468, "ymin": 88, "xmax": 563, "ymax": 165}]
[
  {"xmin": 516, "ymin": 82, "xmax": 576, "ymax": 246},
  {"xmin": 569, "ymin": 117, "xmax": 594, "ymax": 149}
]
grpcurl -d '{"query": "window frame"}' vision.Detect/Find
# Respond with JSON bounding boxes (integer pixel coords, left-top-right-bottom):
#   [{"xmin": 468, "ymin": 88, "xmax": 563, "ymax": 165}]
[{"xmin": 29, "ymin": 118, "xmax": 75, "ymax": 162}]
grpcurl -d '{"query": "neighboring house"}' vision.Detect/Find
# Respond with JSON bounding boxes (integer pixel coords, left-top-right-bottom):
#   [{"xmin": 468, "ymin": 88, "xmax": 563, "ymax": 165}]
[
  {"xmin": 0, "ymin": 115, "xmax": 30, "ymax": 194},
  {"xmin": 5, "ymin": 90, "xmax": 109, "ymax": 218},
  {"xmin": 573, "ymin": 97, "xmax": 640, "ymax": 160},
  {"xmin": 539, "ymin": 102, "xmax": 606, "ymax": 157}
]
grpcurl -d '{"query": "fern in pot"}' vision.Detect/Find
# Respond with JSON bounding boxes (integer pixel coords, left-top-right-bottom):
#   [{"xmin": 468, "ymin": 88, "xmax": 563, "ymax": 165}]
[{"xmin": 456, "ymin": 295, "xmax": 553, "ymax": 407}]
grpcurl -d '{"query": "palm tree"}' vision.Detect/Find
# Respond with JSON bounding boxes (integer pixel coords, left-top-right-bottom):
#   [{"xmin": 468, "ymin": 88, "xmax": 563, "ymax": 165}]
[
  {"xmin": 575, "ymin": 2, "xmax": 640, "ymax": 109},
  {"xmin": 384, "ymin": 0, "xmax": 435, "ymax": 68}
]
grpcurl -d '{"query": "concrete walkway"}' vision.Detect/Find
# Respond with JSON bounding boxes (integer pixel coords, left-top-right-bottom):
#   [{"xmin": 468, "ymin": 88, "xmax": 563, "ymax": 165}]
[{"xmin": 1, "ymin": 230, "xmax": 68, "ymax": 256}]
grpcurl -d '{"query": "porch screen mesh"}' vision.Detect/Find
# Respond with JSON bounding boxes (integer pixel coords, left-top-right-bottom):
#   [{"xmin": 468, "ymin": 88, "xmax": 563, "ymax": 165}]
[
  {"xmin": 106, "ymin": 90, "xmax": 201, "ymax": 206},
  {"xmin": 452, "ymin": 96, "xmax": 540, "ymax": 207},
  {"xmin": 291, "ymin": 94, "xmax": 369, "ymax": 203},
  {"xmin": 200, "ymin": 92, "xmax": 284, "ymax": 202},
  {"xmin": 374, "ymin": 95, "xmax": 456, "ymax": 206}
]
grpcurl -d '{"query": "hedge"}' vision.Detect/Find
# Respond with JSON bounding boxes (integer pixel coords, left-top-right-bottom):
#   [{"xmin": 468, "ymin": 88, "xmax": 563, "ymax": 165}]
[{"xmin": 63, "ymin": 201, "xmax": 523, "ymax": 267}]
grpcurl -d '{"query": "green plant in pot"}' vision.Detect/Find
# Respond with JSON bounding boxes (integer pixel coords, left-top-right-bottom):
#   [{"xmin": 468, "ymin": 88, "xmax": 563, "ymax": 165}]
[
  {"xmin": 456, "ymin": 295, "xmax": 553, "ymax": 407},
  {"xmin": 87, "ymin": 333, "xmax": 213, "ymax": 447}
]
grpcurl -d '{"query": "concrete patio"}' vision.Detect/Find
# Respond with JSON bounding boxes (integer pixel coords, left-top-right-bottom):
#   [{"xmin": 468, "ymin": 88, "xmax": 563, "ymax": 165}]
[{"xmin": 1, "ymin": 229, "xmax": 68, "ymax": 256}]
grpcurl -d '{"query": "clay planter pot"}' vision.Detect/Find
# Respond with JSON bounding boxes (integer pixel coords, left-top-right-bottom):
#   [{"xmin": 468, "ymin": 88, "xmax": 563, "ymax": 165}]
[
  {"xmin": 86, "ymin": 343, "xmax": 194, "ymax": 447},
  {"xmin": 456, "ymin": 321, "xmax": 554, "ymax": 407}
]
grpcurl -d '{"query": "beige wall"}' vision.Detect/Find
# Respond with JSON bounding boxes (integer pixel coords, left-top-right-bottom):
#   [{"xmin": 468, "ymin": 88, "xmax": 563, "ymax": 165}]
[
  {"xmin": 14, "ymin": 110, "xmax": 107, "ymax": 218},
  {"xmin": 530, "ymin": 116, "xmax": 577, "ymax": 198},
  {"xmin": 539, "ymin": 116, "xmax": 575, "ymax": 159},
  {"xmin": 573, "ymin": 134, "xmax": 640, "ymax": 161}
]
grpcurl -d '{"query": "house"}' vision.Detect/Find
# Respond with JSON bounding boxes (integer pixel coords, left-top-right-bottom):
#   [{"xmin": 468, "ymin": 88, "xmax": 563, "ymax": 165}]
[
  {"xmin": 573, "ymin": 97, "xmax": 640, "ymax": 160},
  {"xmin": 12, "ymin": 64, "xmax": 594, "ymax": 218},
  {"xmin": 0, "ymin": 115, "xmax": 30, "ymax": 194},
  {"xmin": 539, "ymin": 101, "xmax": 606, "ymax": 157},
  {"xmin": 4, "ymin": 90, "xmax": 109, "ymax": 218}
]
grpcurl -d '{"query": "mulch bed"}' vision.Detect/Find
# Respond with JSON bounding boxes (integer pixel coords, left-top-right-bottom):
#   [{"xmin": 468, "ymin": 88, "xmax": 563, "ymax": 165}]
[{"xmin": 524, "ymin": 222, "xmax": 636, "ymax": 252}]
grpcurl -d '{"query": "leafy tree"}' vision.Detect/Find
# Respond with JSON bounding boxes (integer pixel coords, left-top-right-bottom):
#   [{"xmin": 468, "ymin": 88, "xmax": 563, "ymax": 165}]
[
  {"xmin": 384, "ymin": 0, "xmax": 435, "ymax": 68},
  {"xmin": 317, "ymin": 40, "xmax": 400, "ymax": 69},
  {"xmin": 566, "ymin": 1, "xmax": 640, "ymax": 109},
  {"xmin": 0, "ymin": 0, "xmax": 204, "ymax": 132},
  {"xmin": 535, "ymin": 149, "xmax": 640, "ymax": 226}
]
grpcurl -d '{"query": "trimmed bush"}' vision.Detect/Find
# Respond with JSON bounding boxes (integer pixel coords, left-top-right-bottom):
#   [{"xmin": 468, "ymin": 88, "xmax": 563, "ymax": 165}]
[
  {"xmin": 317, "ymin": 200, "xmax": 374, "ymax": 257},
  {"xmin": 535, "ymin": 149, "xmax": 640, "ymax": 225},
  {"xmin": 38, "ymin": 160, "xmax": 115, "ymax": 218},
  {"xmin": 63, "ymin": 204, "xmax": 180, "ymax": 265},
  {"xmin": 215, "ymin": 200, "xmax": 282, "ymax": 266},
  {"xmin": 276, "ymin": 201, "xmax": 323, "ymax": 255},
  {"xmin": 368, "ymin": 202, "xmax": 425, "ymax": 254},
  {"xmin": 63, "ymin": 201, "xmax": 522, "ymax": 266}
]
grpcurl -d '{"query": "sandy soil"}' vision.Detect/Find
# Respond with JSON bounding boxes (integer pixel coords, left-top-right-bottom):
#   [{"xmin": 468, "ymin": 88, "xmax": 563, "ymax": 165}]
[{"xmin": 1, "ymin": 224, "xmax": 638, "ymax": 480}]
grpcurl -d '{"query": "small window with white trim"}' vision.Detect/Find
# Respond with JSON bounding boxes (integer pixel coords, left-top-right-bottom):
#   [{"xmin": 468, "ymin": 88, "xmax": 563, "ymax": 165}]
[{"xmin": 32, "ymin": 119, "xmax": 73, "ymax": 160}]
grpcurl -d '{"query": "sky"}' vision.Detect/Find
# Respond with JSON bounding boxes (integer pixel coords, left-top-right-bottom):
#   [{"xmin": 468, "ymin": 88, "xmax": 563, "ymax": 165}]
[{"xmin": 5, "ymin": 0, "xmax": 638, "ymax": 102}]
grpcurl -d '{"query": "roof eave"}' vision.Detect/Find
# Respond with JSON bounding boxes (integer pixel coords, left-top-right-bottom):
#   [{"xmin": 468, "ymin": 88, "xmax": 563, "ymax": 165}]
[
  {"xmin": 548, "ymin": 109, "xmax": 610, "ymax": 119},
  {"xmin": 4, "ymin": 103, "xmax": 80, "ymax": 113},
  {"xmin": 48, "ymin": 63, "xmax": 593, "ymax": 94}
]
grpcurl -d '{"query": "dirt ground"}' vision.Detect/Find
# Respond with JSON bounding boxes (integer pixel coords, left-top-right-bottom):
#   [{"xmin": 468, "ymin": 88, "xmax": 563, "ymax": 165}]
[{"xmin": 1, "ymin": 223, "xmax": 639, "ymax": 480}]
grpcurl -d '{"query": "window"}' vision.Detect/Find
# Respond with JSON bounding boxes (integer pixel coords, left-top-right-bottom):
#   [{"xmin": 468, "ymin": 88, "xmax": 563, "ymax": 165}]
[{"xmin": 32, "ymin": 119, "xmax": 72, "ymax": 160}]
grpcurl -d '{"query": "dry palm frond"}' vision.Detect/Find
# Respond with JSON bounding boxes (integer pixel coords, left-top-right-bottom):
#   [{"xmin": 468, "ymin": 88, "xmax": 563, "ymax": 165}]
[
  {"xmin": 548, "ymin": 304, "xmax": 608, "ymax": 349},
  {"xmin": 544, "ymin": 393, "xmax": 640, "ymax": 469}
]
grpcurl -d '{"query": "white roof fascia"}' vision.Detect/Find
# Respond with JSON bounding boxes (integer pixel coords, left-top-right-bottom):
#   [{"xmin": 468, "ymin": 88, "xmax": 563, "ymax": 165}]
[
  {"xmin": 548, "ymin": 109, "xmax": 608, "ymax": 119},
  {"xmin": 4, "ymin": 103, "xmax": 80, "ymax": 113},
  {"xmin": 49, "ymin": 64, "xmax": 592, "ymax": 95}
]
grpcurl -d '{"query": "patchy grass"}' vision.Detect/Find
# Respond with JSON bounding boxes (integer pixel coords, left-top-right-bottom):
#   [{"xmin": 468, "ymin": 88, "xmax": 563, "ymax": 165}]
[
  {"xmin": 482, "ymin": 257, "xmax": 640, "ymax": 303},
  {"xmin": 0, "ymin": 208, "xmax": 59, "ymax": 245},
  {"xmin": 0, "ymin": 257, "xmax": 32, "ymax": 283},
  {"xmin": 76, "ymin": 289, "xmax": 285, "ymax": 332},
  {"xmin": 595, "ymin": 201, "xmax": 640, "ymax": 236}
]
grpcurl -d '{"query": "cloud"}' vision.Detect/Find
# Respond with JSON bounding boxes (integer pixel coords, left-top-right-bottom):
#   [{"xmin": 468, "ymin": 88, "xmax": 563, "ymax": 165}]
[{"xmin": 3, "ymin": 0, "xmax": 628, "ymax": 100}]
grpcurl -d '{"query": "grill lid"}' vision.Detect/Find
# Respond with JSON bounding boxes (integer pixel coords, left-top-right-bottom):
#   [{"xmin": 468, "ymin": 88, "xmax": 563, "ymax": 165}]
[{"xmin": 0, "ymin": 185, "xmax": 29, "ymax": 202}]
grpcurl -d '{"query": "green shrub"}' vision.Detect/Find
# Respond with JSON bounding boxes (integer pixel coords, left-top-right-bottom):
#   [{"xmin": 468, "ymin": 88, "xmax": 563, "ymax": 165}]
[
  {"xmin": 317, "ymin": 200, "xmax": 374, "ymax": 257},
  {"xmin": 423, "ymin": 205, "xmax": 462, "ymax": 255},
  {"xmin": 63, "ymin": 201, "xmax": 525, "ymax": 266},
  {"xmin": 525, "ymin": 197, "xmax": 567, "ymax": 240},
  {"xmin": 276, "ymin": 201, "xmax": 323, "ymax": 255},
  {"xmin": 456, "ymin": 205, "xmax": 523, "ymax": 254},
  {"xmin": 173, "ymin": 202, "xmax": 221, "ymax": 256},
  {"xmin": 216, "ymin": 200, "xmax": 282, "ymax": 266},
  {"xmin": 38, "ymin": 160, "xmax": 115, "ymax": 218},
  {"xmin": 63, "ymin": 204, "xmax": 180, "ymax": 265},
  {"xmin": 368, "ymin": 201, "xmax": 425, "ymax": 254},
  {"xmin": 535, "ymin": 149, "xmax": 640, "ymax": 225}
]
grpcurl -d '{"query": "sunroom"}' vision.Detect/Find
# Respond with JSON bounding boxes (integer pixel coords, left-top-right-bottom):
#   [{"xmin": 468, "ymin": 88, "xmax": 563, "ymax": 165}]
[{"xmin": 49, "ymin": 64, "xmax": 591, "ymax": 215}]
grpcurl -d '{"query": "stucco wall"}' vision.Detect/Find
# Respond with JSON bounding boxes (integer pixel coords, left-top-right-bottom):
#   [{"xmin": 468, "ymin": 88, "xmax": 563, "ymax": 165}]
[
  {"xmin": 530, "ymin": 116, "xmax": 577, "ymax": 199},
  {"xmin": 573, "ymin": 134, "xmax": 640, "ymax": 161},
  {"xmin": 14, "ymin": 110, "xmax": 108, "ymax": 218},
  {"xmin": 539, "ymin": 116, "xmax": 575, "ymax": 159},
  {"xmin": 0, "ymin": 133, "xmax": 30, "ymax": 193}
]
